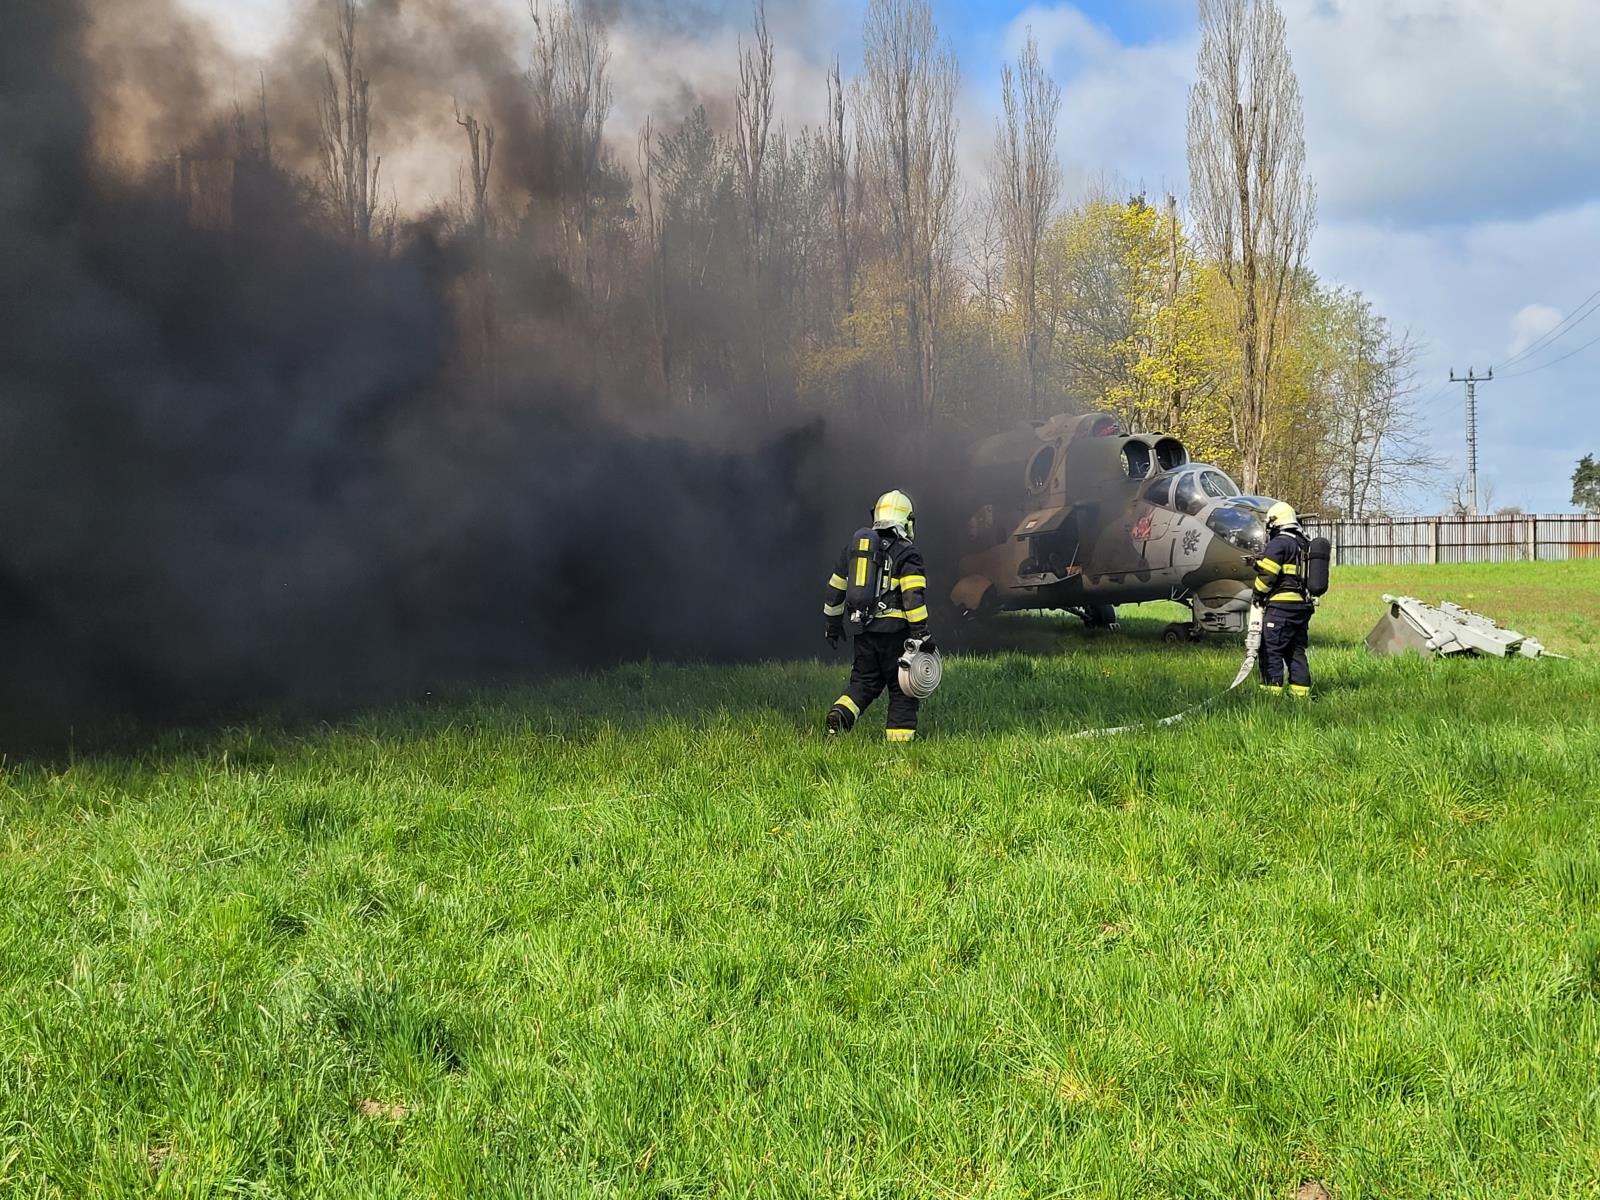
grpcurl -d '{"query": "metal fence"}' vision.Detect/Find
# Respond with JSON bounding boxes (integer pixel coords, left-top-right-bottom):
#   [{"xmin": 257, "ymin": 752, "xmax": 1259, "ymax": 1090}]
[{"xmin": 1301, "ymin": 514, "xmax": 1600, "ymax": 566}]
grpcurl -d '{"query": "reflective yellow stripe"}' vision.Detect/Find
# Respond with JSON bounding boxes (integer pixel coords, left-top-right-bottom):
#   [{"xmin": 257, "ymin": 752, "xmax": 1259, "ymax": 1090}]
[
  {"xmin": 874, "ymin": 609, "xmax": 907, "ymax": 620},
  {"xmin": 1254, "ymin": 577, "xmax": 1272, "ymax": 592},
  {"xmin": 886, "ymin": 729, "xmax": 916, "ymax": 742},
  {"xmin": 823, "ymin": 602, "xmax": 846, "ymax": 617},
  {"xmin": 1259, "ymin": 684, "xmax": 1283, "ymax": 694},
  {"xmin": 1289, "ymin": 685, "xmax": 1311, "ymax": 696},
  {"xmin": 1257, "ymin": 558, "xmax": 1281, "ymax": 572},
  {"xmin": 835, "ymin": 695, "xmax": 859, "ymax": 716},
  {"xmin": 855, "ymin": 554, "xmax": 869, "ymax": 587},
  {"xmin": 904, "ymin": 606, "xmax": 929, "ymax": 623},
  {"xmin": 899, "ymin": 575, "xmax": 926, "ymax": 590},
  {"xmin": 828, "ymin": 573, "xmax": 847, "ymax": 590},
  {"xmin": 858, "ymin": 538, "xmax": 871, "ymax": 551},
  {"xmin": 1281, "ymin": 564, "xmax": 1300, "ymax": 575},
  {"xmin": 1269, "ymin": 592, "xmax": 1307, "ymax": 602}
]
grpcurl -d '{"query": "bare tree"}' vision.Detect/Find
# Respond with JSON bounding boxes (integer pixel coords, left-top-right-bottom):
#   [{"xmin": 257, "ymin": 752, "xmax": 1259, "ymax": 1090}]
[
  {"xmin": 825, "ymin": 60, "xmax": 861, "ymax": 331},
  {"xmin": 456, "ymin": 104, "xmax": 496, "ymax": 244},
  {"xmin": 989, "ymin": 31, "xmax": 1061, "ymax": 418},
  {"xmin": 1161, "ymin": 192, "xmax": 1182, "ymax": 430},
  {"xmin": 1187, "ymin": 0, "xmax": 1316, "ymax": 492},
  {"xmin": 650, "ymin": 106, "xmax": 735, "ymax": 410},
  {"xmin": 231, "ymin": 72, "xmax": 272, "ymax": 165},
  {"xmin": 856, "ymin": 0, "xmax": 960, "ymax": 429},
  {"xmin": 1316, "ymin": 289, "xmax": 1437, "ymax": 516},
  {"xmin": 1445, "ymin": 472, "xmax": 1495, "ymax": 518},
  {"xmin": 734, "ymin": 3, "xmax": 776, "ymax": 412},
  {"xmin": 734, "ymin": 5, "xmax": 774, "ymax": 264},
  {"xmin": 318, "ymin": 0, "xmax": 381, "ymax": 247},
  {"xmin": 257, "ymin": 72, "xmax": 272, "ymax": 166},
  {"xmin": 529, "ymin": 0, "xmax": 612, "ymax": 309},
  {"xmin": 637, "ymin": 116, "xmax": 670, "ymax": 404},
  {"xmin": 966, "ymin": 194, "xmax": 1009, "ymax": 333},
  {"xmin": 456, "ymin": 101, "xmax": 497, "ymax": 391}
]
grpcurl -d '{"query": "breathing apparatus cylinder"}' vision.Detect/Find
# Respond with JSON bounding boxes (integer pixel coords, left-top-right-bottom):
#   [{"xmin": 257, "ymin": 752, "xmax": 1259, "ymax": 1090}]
[
  {"xmin": 843, "ymin": 530, "xmax": 888, "ymax": 632},
  {"xmin": 1306, "ymin": 537, "xmax": 1332, "ymax": 597},
  {"xmin": 898, "ymin": 638, "xmax": 943, "ymax": 699}
]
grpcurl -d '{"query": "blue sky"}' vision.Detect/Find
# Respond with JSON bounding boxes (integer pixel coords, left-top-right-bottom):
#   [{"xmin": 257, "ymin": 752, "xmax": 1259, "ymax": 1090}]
[
  {"xmin": 929, "ymin": 0, "xmax": 1184, "ymax": 50},
  {"xmin": 188, "ymin": 0, "xmax": 1599, "ymax": 512}
]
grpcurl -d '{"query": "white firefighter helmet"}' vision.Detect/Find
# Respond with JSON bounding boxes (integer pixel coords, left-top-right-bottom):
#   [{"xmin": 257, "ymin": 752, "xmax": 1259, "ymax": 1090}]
[
  {"xmin": 872, "ymin": 489, "xmax": 915, "ymax": 538},
  {"xmin": 898, "ymin": 637, "xmax": 942, "ymax": 699},
  {"xmin": 1265, "ymin": 501, "xmax": 1300, "ymax": 533}
]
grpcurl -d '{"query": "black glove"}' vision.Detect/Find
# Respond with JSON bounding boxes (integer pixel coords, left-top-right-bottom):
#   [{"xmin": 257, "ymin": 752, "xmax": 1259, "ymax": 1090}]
[
  {"xmin": 910, "ymin": 633, "xmax": 936, "ymax": 654},
  {"xmin": 825, "ymin": 624, "xmax": 843, "ymax": 650}
]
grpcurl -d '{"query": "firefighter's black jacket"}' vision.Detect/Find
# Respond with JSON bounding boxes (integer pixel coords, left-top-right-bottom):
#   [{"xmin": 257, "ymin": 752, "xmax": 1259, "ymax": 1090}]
[
  {"xmin": 1253, "ymin": 528, "xmax": 1312, "ymax": 605},
  {"xmin": 822, "ymin": 528, "xmax": 929, "ymax": 637}
]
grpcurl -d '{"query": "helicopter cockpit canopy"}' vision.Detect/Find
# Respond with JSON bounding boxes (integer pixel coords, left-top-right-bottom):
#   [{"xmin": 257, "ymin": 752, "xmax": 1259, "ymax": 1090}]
[
  {"xmin": 1143, "ymin": 466, "xmax": 1242, "ymax": 515},
  {"xmin": 1205, "ymin": 502, "xmax": 1268, "ymax": 552}
]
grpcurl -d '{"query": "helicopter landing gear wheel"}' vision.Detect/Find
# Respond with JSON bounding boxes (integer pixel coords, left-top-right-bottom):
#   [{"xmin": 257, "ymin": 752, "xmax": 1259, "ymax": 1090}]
[
  {"xmin": 1163, "ymin": 622, "xmax": 1203, "ymax": 645},
  {"xmin": 1073, "ymin": 604, "xmax": 1120, "ymax": 632}
]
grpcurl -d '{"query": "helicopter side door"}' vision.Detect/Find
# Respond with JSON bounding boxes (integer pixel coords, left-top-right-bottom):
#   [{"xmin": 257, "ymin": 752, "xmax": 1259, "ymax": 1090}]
[{"xmin": 1135, "ymin": 475, "xmax": 1179, "ymax": 569}]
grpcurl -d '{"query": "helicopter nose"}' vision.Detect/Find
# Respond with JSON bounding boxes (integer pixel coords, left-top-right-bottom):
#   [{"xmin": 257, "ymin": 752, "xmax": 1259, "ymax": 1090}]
[{"xmin": 1204, "ymin": 499, "xmax": 1270, "ymax": 554}]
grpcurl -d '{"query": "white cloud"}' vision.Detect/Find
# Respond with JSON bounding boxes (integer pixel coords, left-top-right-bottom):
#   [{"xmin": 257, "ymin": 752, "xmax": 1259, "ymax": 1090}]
[
  {"xmin": 1282, "ymin": 0, "xmax": 1600, "ymax": 226},
  {"xmin": 998, "ymin": 5, "xmax": 1194, "ymax": 201},
  {"xmin": 1508, "ymin": 304, "xmax": 1563, "ymax": 357},
  {"xmin": 1008, "ymin": 0, "xmax": 1600, "ymax": 229}
]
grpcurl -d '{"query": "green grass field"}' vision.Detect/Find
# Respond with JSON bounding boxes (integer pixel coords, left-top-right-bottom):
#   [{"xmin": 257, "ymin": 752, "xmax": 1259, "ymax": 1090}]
[{"xmin": 4, "ymin": 561, "xmax": 1599, "ymax": 1198}]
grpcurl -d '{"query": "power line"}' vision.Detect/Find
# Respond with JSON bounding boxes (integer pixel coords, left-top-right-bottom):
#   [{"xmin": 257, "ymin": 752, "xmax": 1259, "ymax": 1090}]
[
  {"xmin": 1416, "ymin": 378, "xmax": 1455, "ymax": 413},
  {"xmin": 1501, "ymin": 326, "xmax": 1600, "ymax": 378},
  {"xmin": 1500, "ymin": 288, "xmax": 1600, "ymax": 368},
  {"xmin": 1498, "ymin": 286, "xmax": 1600, "ymax": 370}
]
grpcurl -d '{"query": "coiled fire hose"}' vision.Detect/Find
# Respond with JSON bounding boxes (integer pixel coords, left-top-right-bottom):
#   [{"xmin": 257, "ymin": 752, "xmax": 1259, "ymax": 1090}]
[
  {"xmin": 1068, "ymin": 606, "xmax": 1263, "ymax": 740},
  {"xmin": 898, "ymin": 638, "xmax": 944, "ymax": 699}
]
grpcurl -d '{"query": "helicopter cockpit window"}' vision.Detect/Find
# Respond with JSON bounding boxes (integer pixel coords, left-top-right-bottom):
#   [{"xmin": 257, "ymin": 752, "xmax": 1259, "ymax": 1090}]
[
  {"xmin": 1120, "ymin": 441, "xmax": 1153, "ymax": 480},
  {"xmin": 1026, "ymin": 446, "xmax": 1056, "ymax": 491},
  {"xmin": 1174, "ymin": 471, "xmax": 1205, "ymax": 515},
  {"xmin": 1143, "ymin": 476, "xmax": 1174, "ymax": 508},
  {"xmin": 1200, "ymin": 469, "xmax": 1240, "ymax": 499},
  {"xmin": 1206, "ymin": 504, "xmax": 1267, "ymax": 552}
]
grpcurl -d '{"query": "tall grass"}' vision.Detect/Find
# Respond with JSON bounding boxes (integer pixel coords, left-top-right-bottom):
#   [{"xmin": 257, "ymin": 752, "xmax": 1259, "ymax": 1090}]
[{"xmin": 2, "ymin": 562, "xmax": 1598, "ymax": 1197}]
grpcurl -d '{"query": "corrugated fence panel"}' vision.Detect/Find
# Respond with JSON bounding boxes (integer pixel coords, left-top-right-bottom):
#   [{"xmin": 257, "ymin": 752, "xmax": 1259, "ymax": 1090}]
[{"xmin": 1302, "ymin": 515, "xmax": 1600, "ymax": 566}]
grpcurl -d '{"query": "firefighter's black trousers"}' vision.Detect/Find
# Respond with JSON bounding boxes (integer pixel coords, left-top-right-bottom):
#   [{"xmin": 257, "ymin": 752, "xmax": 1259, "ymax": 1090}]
[
  {"xmin": 1259, "ymin": 602, "xmax": 1313, "ymax": 693},
  {"xmin": 830, "ymin": 631, "xmax": 919, "ymax": 737}
]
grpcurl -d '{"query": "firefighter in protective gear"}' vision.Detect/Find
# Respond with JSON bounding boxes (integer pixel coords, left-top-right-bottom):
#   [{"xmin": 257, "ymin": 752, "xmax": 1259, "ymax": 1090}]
[
  {"xmin": 1253, "ymin": 501, "xmax": 1314, "ymax": 697},
  {"xmin": 822, "ymin": 490, "xmax": 932, "ymax": 742}
]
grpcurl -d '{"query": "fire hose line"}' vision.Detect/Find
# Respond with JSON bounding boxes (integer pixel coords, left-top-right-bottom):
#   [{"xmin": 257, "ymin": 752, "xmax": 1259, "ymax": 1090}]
[{"xmin": 1067, "ymin": 607, "xmax": 1264, "ymax": 740}]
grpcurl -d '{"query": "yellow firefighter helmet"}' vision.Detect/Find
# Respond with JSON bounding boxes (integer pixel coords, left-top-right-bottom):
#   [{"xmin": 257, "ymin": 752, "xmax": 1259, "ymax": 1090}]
[
  {"xmin": 872, "ymin": 490, "xmax": 915, "ymax": 538},
  {"xmin": 1265, "ymin": 501, "xmax": 1299, "ymax": 533}
]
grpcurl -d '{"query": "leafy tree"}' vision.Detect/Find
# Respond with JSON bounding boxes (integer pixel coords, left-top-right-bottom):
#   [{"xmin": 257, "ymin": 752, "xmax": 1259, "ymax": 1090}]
[
  {"xmin": 1036, "ymin": 195, "xmax": 1229, "ymax": 462},
  {"xmin": 1574, "ymin": 454, "xmax": 1600, "ymax": 514}
]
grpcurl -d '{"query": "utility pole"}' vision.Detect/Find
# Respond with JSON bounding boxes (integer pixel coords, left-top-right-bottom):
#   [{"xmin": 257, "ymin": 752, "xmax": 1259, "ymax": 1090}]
[{"xmin": 1449, "ymin": 367, "xmax": 1493, "ymax": 515}]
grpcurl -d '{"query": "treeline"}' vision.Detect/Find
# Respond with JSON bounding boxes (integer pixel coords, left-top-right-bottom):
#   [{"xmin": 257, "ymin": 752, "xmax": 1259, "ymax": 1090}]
[{"xmin": 245, "ymin": 0, "xmax": 1436, "ymax": 516}]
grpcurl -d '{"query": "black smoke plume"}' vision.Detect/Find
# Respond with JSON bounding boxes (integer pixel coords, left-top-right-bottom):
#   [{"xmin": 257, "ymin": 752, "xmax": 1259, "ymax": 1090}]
[{"xmin": 0, "ymin": 0, "xmax": 961, "ymax": 752}]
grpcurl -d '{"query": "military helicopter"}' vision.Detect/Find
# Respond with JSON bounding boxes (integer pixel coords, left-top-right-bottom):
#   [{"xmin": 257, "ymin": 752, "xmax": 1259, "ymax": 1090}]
[{"xmin": 948, "ymin": 412, "xmax": 1282, "ymax": 642}]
